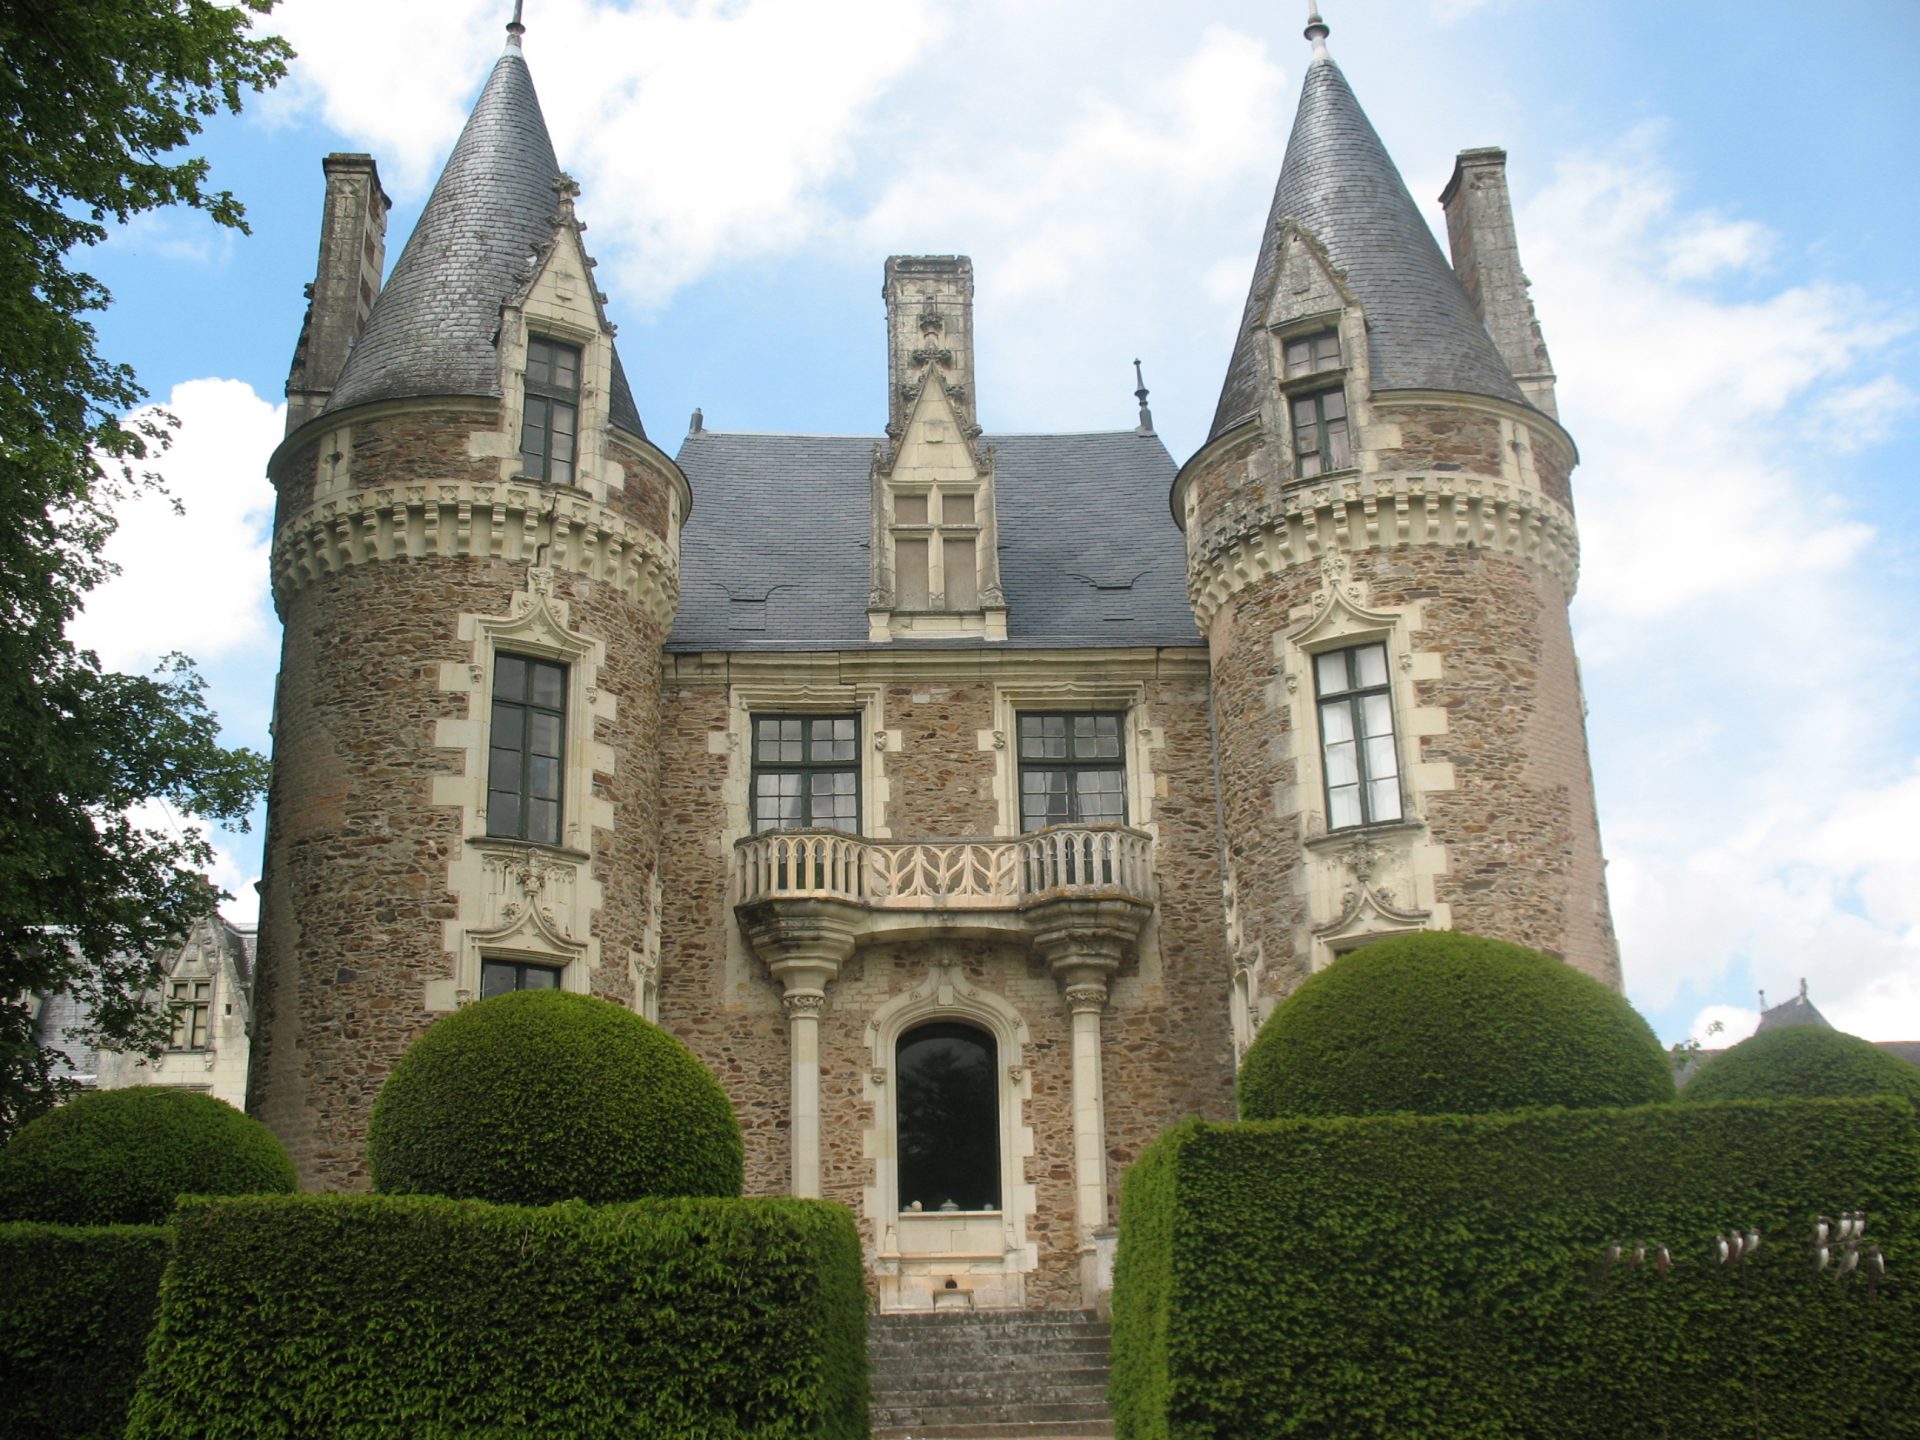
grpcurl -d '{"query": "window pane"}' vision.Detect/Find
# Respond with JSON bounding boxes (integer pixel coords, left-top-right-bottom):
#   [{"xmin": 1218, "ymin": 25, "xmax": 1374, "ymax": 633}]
[
  {"xmin": 944, "ymin": 537, "xmax": 978, "ymax": 609},
  {"xmin": 1314, "ymin": 332, "xmax": 1342, "ymax": 367},
  {"xmin": 529, "ymin": 755, "xmax": 560, "ymax": 801},
  {"xmin": 1366, "ymin": 734, "xmax": 1399, "ymax": 782},
  {"xmin": 895, "ymin": 494, "xmax": 929, "ymax": 525},
  {"xmin": 488, "ymin": 747, "xmax": 520, "ymax": 793},
  {"xmin": 527, "ymin": 340, "xmax": 553, "ymax": 385},
  {"xmin": 1286, "ymin": 338, "xmax": 1312, "ymax": 377},
  {"xmin": 1298, "ymin": 450, "xmax": 1323, "ymax": 478},
  {"xmin": 495, "ymin": 655, "xmax": 527, "ymax": 698},
  {"xmin": 481, "ymin": 961, "xmax": 518, "ymax": 1000},
  {"xmin": 1369, "ymin": 778, "xmax": 1403, "ymax": 822},
  {"xmin": 1320, "ymin": 700, "xmax": 1354, "ymax": 745},
  {"xmin": 491, "ymin": 702, "xmax": 523, "ymax": 750},
  {"xmin": 1325, "ymin": 737, "xmax": 1359, "ymax": 788},
  {"xmin": 530, "ymin": 712, "xmax": 562, "ymax": 758},
  {"xmin": 1360, "ymin": 693, "xmax": 1395, "ymax": 742},
  {"xmin": 1321, "ymin": 389, "xmax": 1346, "ymax": 420},
  {"xmin": 1292, "ymin": 396, "xmax": 1319, "ymax": 427},
  {"xmin": 523, "ymin": 963, "xmax": 561, "ymax": 990},
  {"xmin": 529, "ymin": 798, "xmax": 559, "ymax": 845},
  {"xmin": 1325, "ymin": 417, "xmax": 1351, "ymax": 470},
  {"xmin": 897, "ymin": 538, "xmax": 930, "ymax": 608},
  {"xmin": 1329, "ymin": 784, "xmax": 1361, "ymax": 829},
  {"xmin": 942, "ymin": 492, "xmax": 975, "ymax": 525},
  {"xmin": 1315, "ymin": 651, "xmax": 1348, "ymax": 695},
  {"xmin": 1354, "ymin": 644, "xmax": 1389, "ymax": 689},
  {"xmin": 1075, "ymin": 771, "xmax": 1126, "ymax": 823},
  {"xmin": 489, "ymin": 789, "xmax": 521, "ymax": 836},
  {"xmin": 553, "ymin": 347, "xmax": 578, "ymax": 392}
]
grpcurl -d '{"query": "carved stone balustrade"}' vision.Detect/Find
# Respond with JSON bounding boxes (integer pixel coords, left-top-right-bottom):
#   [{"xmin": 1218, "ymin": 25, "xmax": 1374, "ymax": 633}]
[{"xmin": 734, "ymin": 825, "xmax": 1155, "ymax": 937}]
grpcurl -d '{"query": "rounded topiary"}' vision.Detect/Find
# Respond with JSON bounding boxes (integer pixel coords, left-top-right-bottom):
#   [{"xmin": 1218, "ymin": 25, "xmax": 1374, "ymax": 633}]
[
  {"xmin": 0, "ymin": 1085, "xmax": 297, "ymax": 1225},
  {"xmin": 1684, "ymin": 1026, "xmax": 1920, "ymax": 1106},
  {"xmin": 1238, "ymin": 931, "xmax": 1675, "ymax": 1120},
  {"xmin": 367, "ymin": 989, "xmax": 743, "ymax": 1204}
]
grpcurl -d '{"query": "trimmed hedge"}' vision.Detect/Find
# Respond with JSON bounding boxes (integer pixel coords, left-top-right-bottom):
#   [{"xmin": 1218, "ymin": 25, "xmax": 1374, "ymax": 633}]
[
  {"xmin": 0, "ymin": 1086, "xmax": 296, "ymax": 1225},
  {"xmin": 368, "ymin": 990, "xmax": 743, "ymax": 1204},
  {"xmin": 1112, "ymin": 1099, "xmax": 1920, "ymax": 1439},
  {"xmin": 1238, "ymin": 931, "xmax": 1674, "ymax": 1119},
  {"xmin": 0, "ymin": 1223, "xmax": 171, "ymax": 1440},
  {"xmin": 126, "ymin": 1193, "xmax": 867, "ymax": 1440},
  {"xmin": 1686, "ymin": 1025, "xmax": 1920, "ymax": 1106}
]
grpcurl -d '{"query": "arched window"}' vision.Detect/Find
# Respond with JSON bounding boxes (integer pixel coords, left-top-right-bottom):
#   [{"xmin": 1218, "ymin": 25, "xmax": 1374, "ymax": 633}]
[{"xmin": 896, "ymin": 1020, "xmax": 1000, "ymax": 1212}]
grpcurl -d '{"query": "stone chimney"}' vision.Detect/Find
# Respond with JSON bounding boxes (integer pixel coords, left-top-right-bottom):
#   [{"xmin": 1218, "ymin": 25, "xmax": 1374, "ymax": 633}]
[
  {"xmin": 285, "ymin": 153, "xmax": 389, "ymax": 433},
  {"xmin": 883, "ymin": 255, "xmax": 977, "ymax": 440},
  {"xmin": 1440, "ymin": 147, "xmax": 1557, "ymax": 418}
]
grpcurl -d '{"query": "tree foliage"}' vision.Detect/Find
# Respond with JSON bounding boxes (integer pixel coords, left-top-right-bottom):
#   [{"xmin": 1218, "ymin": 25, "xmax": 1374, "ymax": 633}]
[{"xmin": 0, "ymin": 1, "xmax": 291, "ymax": 1137}]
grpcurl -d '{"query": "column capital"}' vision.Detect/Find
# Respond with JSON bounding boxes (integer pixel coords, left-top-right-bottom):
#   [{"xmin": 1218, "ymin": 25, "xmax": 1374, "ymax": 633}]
[
  {"xmin": 1025, "ymin": 894, "xmax": 1151, "ymax": 999},
  {"xmin": 737, "ymin": 896, "xmax": 862, "ymax": 1000}
]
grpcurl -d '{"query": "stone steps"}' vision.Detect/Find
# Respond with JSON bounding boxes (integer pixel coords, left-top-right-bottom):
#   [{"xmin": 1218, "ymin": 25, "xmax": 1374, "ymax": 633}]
[{"xmin": 869, "ymin": 1309, "xmax": 1114, "ymax": 1440}]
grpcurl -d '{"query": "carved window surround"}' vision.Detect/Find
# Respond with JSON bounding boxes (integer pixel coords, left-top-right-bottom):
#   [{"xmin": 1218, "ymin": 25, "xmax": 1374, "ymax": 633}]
[
  {"xmin": 982, "ymin": 677, "xmax": 1166, "ymax": 841},
  {"xmin": 863, "ymin": 961, "xmax": 1037, "ymax": 1313},
  {"xmin": 428, "ymin": 569, "xmax": 615, "ymax": 1010}
]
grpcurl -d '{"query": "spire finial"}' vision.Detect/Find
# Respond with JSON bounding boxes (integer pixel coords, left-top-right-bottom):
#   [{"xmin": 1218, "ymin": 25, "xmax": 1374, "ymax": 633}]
[
  {"xmin": 1304, "ymin": 4, "xmax": 1330, "ymax": 60},
  {"xmin": 506, "ymin": 0, "xmax": 525, "ymax": 49},
  {"xmin": 1133, "ymin": 359, "xmax": 1155, "ymax": 434}
]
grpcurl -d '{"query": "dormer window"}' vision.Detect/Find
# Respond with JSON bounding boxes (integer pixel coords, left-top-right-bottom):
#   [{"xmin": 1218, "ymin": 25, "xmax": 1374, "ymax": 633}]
[
  {"xmin": 1292, "ymin": 389, "xmax": 1351, "ymax": 477},
  {"xmin": 520, "ymin": 337, "xmax": 580, "ymax": 485},
  {"xmin": 892, "ymin": 488, "xmax": 981, "ymax": 611}
]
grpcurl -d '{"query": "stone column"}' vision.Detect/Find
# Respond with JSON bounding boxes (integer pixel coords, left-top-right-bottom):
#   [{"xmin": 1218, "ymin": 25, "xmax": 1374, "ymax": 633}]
[
  {"xmin": 1028, "ymin": 896, "xmax": 1150, "ymax": 1303},
  {"xmin": 737, "ymin": 898, "xmax": 861, "ymax": 1199}
]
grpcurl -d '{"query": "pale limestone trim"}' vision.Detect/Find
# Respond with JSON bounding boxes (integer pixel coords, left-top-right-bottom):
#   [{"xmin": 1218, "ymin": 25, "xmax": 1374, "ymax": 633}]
[
  {"xmin": 270, "ymin": 478, "xmax": 679, "ymax": 631},
  {"xmin": 1187, "ymin": 470, "xmax": 1579, "ymax": 630},
  {"xmin": 865, "ymin": 960, "xmax": 1035, "ymax": 1312},
  {"xmin": 426, "ymin": 569, "xmax": 615, "ymax": 1010},
  {"xmin": 1277, "ymin": 558, "xmax": 1451, "ymax": 975}
]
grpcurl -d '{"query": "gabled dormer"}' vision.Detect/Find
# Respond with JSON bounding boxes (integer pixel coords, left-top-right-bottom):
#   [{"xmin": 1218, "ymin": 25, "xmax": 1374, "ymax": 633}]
[
  {"xmin": 867, "ymin": 256, "xmax": 1007, "ymax": 642},
  {"xmin": 1259, "ymin": 220, "xmax": 1368, "ymax": 484}
]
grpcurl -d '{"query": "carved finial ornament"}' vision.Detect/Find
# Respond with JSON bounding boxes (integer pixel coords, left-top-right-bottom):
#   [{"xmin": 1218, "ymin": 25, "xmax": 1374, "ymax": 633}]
[
  {"xmin": 1133, "ymin": 358, "xmax": 1155, "ymax": 433},
  {"xmin": 506, "ymin": 0, "xmax": 525, "ymax": 48},
  {"xmin": 1305, "ymin": 4, "xmax": 1331, "ymax": 59}
]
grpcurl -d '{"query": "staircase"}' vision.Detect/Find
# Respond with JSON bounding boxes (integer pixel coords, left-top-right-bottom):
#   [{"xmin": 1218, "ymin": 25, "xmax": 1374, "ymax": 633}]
[{"xmin": 868, "ymin": 1309, "xmax": 1115, "ymax": 1439}]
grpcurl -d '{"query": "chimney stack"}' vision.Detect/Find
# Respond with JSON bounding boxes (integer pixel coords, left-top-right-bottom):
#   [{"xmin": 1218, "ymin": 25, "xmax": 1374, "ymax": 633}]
[
  {"xmin": 1440, "ymin": 148, "xmax": 1557, "ymax": 418},
  {"xmin": 285, "ymin": 153, "xmax": 390, "ymax": 433}
]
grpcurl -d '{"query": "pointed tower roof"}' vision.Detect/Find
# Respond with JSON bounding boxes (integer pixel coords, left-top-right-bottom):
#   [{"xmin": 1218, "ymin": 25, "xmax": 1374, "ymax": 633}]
[
  {"xmin": 1209, "ymin": 31, "xmax": 1525, "ymax": 442},
  {"xmin": 325, "ymin": 31, "xmax": 644, "ymax": 436}
]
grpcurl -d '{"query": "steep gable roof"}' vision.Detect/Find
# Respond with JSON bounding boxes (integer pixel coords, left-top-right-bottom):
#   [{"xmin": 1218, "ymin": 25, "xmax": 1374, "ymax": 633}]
[
  {"xmin": 1209, "ymin": 53, "xmax": 1525, "ymax": 442},
  {"xmin": 324, "ymin": 39, "xmax": 644, "ymax": 437},
  {"xmin": 669, "ymin": 429, "xmax": 1197, "ymax": 651}
]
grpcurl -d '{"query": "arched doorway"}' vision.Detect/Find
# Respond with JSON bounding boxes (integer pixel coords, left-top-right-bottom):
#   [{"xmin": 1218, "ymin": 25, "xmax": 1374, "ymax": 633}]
[{"xmin": 895, "ymin": 1020, "xmax": 1000, "ymax": 1212}]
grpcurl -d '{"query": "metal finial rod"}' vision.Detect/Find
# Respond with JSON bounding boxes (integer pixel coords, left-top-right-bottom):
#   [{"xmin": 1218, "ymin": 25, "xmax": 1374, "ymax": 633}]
[
  {"xmin": 506, "ymin": 1, "xmax": 526, "ymax": 47},
  {"xmin": 1305, "ymin": 4, "xmax": 1331, "ymax": 59},
  {"xmin": 1133, "ymin": 359, "xmax": 1155, "ymax": 433}
]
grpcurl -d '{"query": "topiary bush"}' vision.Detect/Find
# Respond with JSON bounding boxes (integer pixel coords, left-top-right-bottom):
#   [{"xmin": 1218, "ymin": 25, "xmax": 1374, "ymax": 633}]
[
  {"xmin": 1238, "ymin": 931, "xmax": 1674, "ymax": 1120},
  {"xmin": 367, "ymin": 989, "xmax": 743, "ymax": 1204},
  {"xmin": 1685, "ymin": 1025, "xmax": 1920, "ymax": 1106},
  {"xmin": 0, "ymin": 1086, "xmax": 296, "ymax": 1226}
]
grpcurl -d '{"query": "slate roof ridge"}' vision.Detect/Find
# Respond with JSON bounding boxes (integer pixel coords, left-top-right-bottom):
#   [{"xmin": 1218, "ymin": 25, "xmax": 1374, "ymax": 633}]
[
  {"xmin": 324, "ymin": 40, "xmax": 646, "ymax": 436},
  {"xmin": 1207, "ymin": 51, "xmax": 1527, "ymax": 444}
]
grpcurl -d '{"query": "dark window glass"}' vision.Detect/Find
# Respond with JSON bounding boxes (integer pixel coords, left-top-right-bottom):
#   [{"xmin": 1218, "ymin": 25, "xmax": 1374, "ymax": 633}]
[
  {"xmin": 480, "ymin": 959, "xmax": 563, "ymax": 999},
  {"xmin": 1291, "ymin": 387, "xmax": 1351, "ymax": 477},
  {"xmin": 488, "ymin": 654, "xmax": 566, "ymax": 845},
  {"xmin": 1284, "ymin": 329, "xmax": 1343, "ymax": 378},
  {"xmin": 1017, "ymin": 713, "xmax": 1126, "ymax": 832},
  {"xmin": 520, "ymin": 338, "xmax": 581, "ymax": 485},
  {"xmin": 896, "ymin": 1021, "xmax": 1000, "ymax": 1212},
  {"xmin": 1314, "ymin": 642, "xmax": 1403, "ymax": 828},
  {"xmin": 751, "ymin": 715, "xmax": 859, "ymax": 832}
]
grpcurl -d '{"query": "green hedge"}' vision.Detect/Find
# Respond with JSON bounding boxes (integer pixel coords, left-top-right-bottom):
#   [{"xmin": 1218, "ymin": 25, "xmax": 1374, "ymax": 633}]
[
  {"xmin": 368, "ymin": 990, "xmax": 744, "ymax": 1204},
  {"xmin": 126, "ymin": 1193, "xmax": 866, "ymax": 1440},
  {"xmin": 1113, "ymin": 1099, "xmax": 1920, "ymax": 1439},
  {"xmin": 0, "ymin": 1223, "xmax": 171, "ymax": 1440},
  {"xmin": 1686, "ymin": 1025, "xmax": 1920, "ymax": 1106},
  {"xmin": 0, "ymin": 1085, "xmax": 296, "ymax": 1225},
  {"xmin": 1238, "ymin": 932, "xmax": 1675, "ymax": 1119}
]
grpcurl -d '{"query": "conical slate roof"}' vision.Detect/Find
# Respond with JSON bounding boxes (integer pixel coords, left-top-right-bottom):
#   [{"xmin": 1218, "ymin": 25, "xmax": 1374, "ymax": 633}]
[
  {"xmin": 1209, "ymin": 53, "xmax": 1525, "ymax": 442},
  {"xmin": 325, "ymin": 39, "xmax": 644, "ymax": 437}
]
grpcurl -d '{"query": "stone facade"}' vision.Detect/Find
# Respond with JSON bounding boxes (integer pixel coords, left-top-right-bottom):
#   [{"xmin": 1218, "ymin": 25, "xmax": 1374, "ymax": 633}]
[{"xmin": 247, "ymin": 23, "xmax": 1619, "ymax": 1315}]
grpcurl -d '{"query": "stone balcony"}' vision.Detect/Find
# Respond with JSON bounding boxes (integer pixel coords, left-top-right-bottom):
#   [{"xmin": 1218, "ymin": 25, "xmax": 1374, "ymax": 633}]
[{"xmin": 733, "ymin": 825, "xmax": 1155, "ymax": 945}]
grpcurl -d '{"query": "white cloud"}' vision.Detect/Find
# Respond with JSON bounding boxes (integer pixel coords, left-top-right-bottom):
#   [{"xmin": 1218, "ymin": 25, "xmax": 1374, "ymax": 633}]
[
  {"xmin": 69, "ymin": 379, "xmax": 283, "ymax": 672},
  {"xmin": 1521, "ymin": 137, "xmax": 1920, "ymax": 1043},
  {"xmin": 125, "ymin": 800, "xmax": 261, "ymax": 927},
  {"xmin": 1688, "ymin": 1005, "xmax": 1758, "ymax": 1048}
]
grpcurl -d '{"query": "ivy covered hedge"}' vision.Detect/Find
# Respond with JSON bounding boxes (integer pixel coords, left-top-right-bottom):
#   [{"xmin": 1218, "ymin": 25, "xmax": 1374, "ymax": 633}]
[
  {"xmin": 1112, "ymin": 1098, "xmax": 1920, "ymax": 1439},
  {"xmin": 0, "ymin": 1085, "xmax": 296, "ymax": 1225},
  {"xmin": 367, "ymin": 990, "xmax": 744, "ymax": 1205},
  {"xmin": 1686, "ymin": 1025, "xmax": 1920, "ymax": 1107},
  {"xmin": 0, "ymin": 1222, "xmax": 171, "ymax": 1440},
  {"xmin": 1238, "ymin": 932, "xmax": 1675, "ymax": 1119},
  {"xmin": 127, "ymin": 1192, "xmax": 867, "ymax": 1440}
]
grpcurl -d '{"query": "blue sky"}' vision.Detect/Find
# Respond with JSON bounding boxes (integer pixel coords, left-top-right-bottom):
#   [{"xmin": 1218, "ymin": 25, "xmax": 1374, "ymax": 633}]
[{"xmin": 69, "ymin": 0, "xmax": 1920, "ymax": 1046}]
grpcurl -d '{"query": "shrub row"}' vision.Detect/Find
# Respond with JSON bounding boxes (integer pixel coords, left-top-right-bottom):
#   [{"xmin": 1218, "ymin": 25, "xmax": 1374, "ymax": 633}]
[
  {"xmin": 127, "ymin": 1192, "xmax": 868, "ymax": 1440},
  {"xmin": 1112, "ymin": 1098, "xmax": 1920, "ymax": 1440},
  {"xmin": 0, "ymin": 1223, "xmax": 172, "ymax": 1440}
]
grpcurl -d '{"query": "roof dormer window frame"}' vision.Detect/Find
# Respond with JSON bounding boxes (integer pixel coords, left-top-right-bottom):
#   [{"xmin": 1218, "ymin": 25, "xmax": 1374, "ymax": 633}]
[{"xmin": 1270, "ymin": 312, "xmax": 1357, "ymax": 481}]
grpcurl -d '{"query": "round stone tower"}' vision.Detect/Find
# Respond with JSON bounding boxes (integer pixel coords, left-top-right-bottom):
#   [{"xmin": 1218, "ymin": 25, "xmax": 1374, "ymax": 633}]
[
  {"xmin": 1175, "ymin": 16, "xmax": 1618, "ymax": 1056},
  {"xmin": 249, "ymin": 23, "xmax": 687, "ymax": 1189}
]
